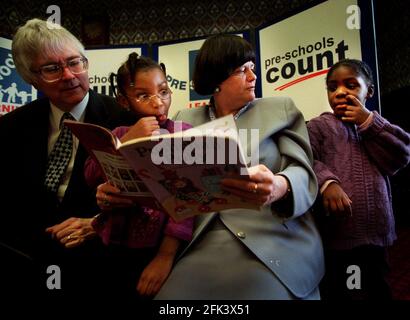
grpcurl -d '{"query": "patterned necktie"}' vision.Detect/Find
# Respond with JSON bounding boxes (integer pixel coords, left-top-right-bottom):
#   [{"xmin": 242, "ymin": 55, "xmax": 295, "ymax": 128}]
[{"xmin": 44, "ymin": 112, "xmax": 75, "ymax": 193}]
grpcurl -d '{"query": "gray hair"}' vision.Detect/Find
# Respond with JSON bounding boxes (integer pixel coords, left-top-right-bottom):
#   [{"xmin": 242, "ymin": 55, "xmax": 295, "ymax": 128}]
[{"xmin": 11, "ymin": 18, "xmax": 86, "ymax": 84}]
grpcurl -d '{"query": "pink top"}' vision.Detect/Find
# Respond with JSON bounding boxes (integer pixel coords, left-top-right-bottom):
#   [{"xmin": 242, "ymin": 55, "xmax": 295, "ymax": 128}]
[{"xmin": 85, "ymin": 119, "xmax": 194, "ymax": 248}]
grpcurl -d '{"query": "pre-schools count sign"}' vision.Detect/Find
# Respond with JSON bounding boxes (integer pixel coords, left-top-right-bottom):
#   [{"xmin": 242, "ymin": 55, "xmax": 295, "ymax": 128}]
[{"xmin": 258, "ymin": 0, "xmax": 378, "ymax": 120}]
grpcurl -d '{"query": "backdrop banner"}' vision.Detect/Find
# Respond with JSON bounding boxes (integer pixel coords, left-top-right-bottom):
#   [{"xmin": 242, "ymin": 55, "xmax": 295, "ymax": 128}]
[
  {"xmin": 154, "ymin": 34, "xmax": 245, "ymax": 118},
  {"xmin": 257, "ymin": 0, "xmax": 379, "ymax": 120},
  {"xmin": 0, "ymin": 37, "xmax": 37, "ymax": 116},
  {"xmin": 85, "ymin": 46, "xmax": 146, "ymax": 97}
]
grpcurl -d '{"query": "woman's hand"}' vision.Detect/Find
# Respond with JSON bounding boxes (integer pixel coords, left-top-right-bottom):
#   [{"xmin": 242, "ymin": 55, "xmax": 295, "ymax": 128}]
[
  {"xmin": 221, "ymin": 164, "xmax": 290, "ymax": 206},
  {"xmin": 120, "ymin": 117, "xmax": 160, "ymax": 142},
  {"xmin": 96, "ymin": 182, "xmax": 134, "ymax": 211},
  {"xmin": 322, "ymin": 182, "xmax": 352, "ymax": 217},
  {"xmin": 45, "ymin": 217, "xmax": 97, "ymax": 249}
]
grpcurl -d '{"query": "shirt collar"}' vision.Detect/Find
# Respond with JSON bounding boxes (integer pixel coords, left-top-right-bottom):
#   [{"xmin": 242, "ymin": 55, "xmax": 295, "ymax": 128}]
[
  {"xmin": 208, "ymin": 97, "xmax": 251, "ymax": 121},
  {"xmin": 49, "ymin": 92, "xmax": 89, "ymax": 129}
]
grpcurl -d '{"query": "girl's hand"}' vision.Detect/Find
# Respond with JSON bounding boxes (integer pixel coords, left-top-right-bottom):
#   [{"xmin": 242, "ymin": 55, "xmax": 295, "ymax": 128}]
[
  {"xmin": 322, "ymin": 182, "xmax": 352, "ymax": 217},
  {"xmin": 335, "ymin": 95, "xmax": 371, "ymax": 125},
  {"xmin": 136, "ymin": 252, "xmax": 174, "ymax": 297},
  {"xmin": 96, "ymin": 182, "xmax": 133, "ymax": 211},
  {"xmin": 120, "ymin": 116, "xmax": 160, "ymax": 142},
  {"xmin": 221, "ymin": 164, "xmax": 290, "ymax": 206}
]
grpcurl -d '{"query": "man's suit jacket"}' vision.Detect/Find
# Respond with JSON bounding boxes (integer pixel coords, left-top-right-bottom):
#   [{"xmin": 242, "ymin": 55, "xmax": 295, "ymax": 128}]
[
  {"xmin": 0, "ymin": 90, "xmax": 136, "ymax": 271},
  {"xmin": 172, "ymin": 97, "xmax": 325, "ymax": 298}
]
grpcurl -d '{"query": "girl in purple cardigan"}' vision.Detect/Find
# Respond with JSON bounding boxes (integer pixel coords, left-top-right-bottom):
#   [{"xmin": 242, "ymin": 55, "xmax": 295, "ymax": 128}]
[
  {"xmin": 85, "ymin": 53, "xmax": 193, "ymax": 297},
  {"xmin": 307, "ymin": 59, "xmax": 410, "ymax": 300}
]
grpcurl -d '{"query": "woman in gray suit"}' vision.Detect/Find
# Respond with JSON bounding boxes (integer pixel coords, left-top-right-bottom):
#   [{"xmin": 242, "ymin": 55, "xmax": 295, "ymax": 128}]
[{"xmin": 154, "ymin": 34, "xmax": 324, "ymax": 300}]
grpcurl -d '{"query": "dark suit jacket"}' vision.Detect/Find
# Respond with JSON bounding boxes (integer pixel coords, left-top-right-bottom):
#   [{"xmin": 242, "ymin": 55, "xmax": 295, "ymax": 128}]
[{"xmin": 0, "ymin": 90, "xmax": 136, "ymax": 293}]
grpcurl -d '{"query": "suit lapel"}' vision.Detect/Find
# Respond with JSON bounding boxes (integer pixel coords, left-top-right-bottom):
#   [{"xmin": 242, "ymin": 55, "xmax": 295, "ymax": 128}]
[
  {"xmin": 83, "ymin": 90, "xmax": 109, "ymax": 127},
  {"xmin": 29, "ymin": 100, "xmax": 51, "ymax": 182}
]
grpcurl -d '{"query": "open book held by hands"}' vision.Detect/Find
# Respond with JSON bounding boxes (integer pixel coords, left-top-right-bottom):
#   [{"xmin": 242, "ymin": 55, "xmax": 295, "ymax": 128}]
[{"xmin": 65, "ymin": 115, "xmax": 259, "ymax": 221}]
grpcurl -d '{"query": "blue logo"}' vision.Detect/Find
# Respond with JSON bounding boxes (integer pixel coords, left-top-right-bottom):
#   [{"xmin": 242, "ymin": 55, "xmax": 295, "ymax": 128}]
[{"xmin": 0, "ymin": 46, "xmax": 36, "ymax": 115}]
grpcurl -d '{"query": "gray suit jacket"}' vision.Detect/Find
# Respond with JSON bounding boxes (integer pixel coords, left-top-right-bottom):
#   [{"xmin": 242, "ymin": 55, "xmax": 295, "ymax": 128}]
[{"xmin": 173, "ymin": 97, "xmax": 324, "ymax": 298}]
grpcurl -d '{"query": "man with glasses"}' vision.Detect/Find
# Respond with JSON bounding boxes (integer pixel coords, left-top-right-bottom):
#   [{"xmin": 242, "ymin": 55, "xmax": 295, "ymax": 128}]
[{"xmin": 0, "ymin": 18, "xmax": 135, "ymax": 297}]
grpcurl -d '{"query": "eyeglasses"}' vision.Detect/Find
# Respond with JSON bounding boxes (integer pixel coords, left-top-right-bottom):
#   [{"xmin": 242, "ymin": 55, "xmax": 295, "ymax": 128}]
[
  {"xmin": 129, "ymin": 89, "xmax": 172, "ymax": 104},
  {"xmin": 33, "ymin": 57, "xmax": 88, "ymax": 83},
  {"xmin": 230, "ymin": 63, "xmax": 256, "ymax": 77}
]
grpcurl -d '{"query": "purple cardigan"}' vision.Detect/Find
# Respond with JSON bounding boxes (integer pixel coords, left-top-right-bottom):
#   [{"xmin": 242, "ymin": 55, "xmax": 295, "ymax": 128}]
[
  {"xmin": 85, "ymin": 119, "xmax": 194, "ymax": 248},
  {"xmin": 307, "ymin": 111, "xmax": 410, "ymax": 250}
]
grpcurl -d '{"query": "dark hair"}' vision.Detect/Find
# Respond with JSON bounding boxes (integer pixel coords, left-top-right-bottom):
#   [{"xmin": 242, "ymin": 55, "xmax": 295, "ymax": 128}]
[
  {"xmin": 326, "ymin": 58, "xmax": 374, "ymax": 86},
  {"xmin": 193, "ymin": 34, "xmax": 256, "ymax": 95},
  {"xmin": 109, "ymin": 52, "xmax": 166, "ymax": 98}
]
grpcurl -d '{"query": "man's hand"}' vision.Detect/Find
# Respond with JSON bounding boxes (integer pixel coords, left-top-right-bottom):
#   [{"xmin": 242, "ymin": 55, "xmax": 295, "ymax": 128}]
[{"xmin": 45, "ymin": 217, "xmax": 97, "ymax": 248}]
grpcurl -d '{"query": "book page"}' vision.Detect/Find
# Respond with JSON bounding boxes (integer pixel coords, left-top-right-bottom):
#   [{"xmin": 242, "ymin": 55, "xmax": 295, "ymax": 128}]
[
  {"xmin": 183, "ymin": 114, "xmax": 238, "ymax": 137},
  {"xmin": 119, "ymin": 116, "xmax": 258, "ymax": 221},
  {"xmin": 64, "ymin": 120, "xmax": 157, "ymax": 204},
  {"xmin": 120, "ymin": 115, "xmax": 239, "ymax": 148},
  {"xmin": 92, "ymin": 150, "xmax": 152, "ymax": 198}
]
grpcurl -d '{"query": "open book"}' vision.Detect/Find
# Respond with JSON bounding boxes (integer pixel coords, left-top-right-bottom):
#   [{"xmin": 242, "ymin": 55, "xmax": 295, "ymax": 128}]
[{"xmin": 65, "ymin": 115, "xmax": 258, "ymax": 221}]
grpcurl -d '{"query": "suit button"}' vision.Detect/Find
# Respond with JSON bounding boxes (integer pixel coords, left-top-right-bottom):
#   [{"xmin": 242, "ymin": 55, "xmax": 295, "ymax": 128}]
[{"xmin": 237, "ymin": 231, "xmax": 246, "ymax": 239}]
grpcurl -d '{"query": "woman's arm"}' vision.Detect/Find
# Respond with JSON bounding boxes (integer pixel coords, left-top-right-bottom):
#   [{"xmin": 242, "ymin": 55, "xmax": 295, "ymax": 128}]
[
  {"xmin": 268, "ymin": 98, "xmax": 318, "ymax": 218},
  {"xmin": 222, "ymin": 98, "xmax": 318, "ymax": 219}
]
